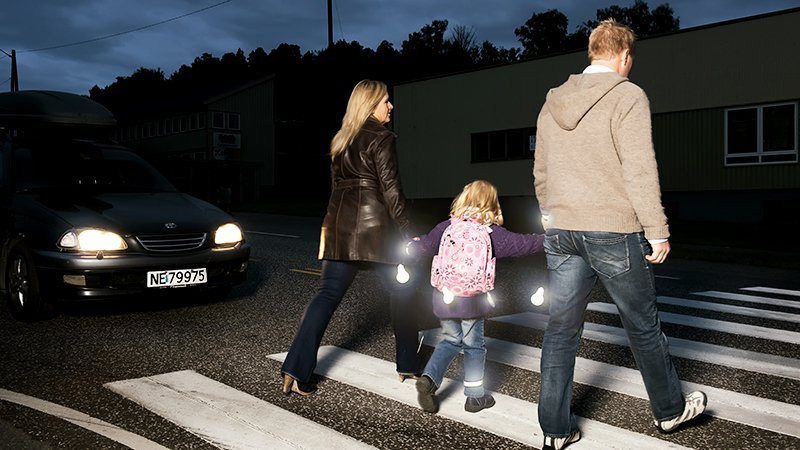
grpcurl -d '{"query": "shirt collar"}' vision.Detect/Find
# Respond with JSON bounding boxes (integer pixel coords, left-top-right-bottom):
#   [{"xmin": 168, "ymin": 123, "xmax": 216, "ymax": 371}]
[{"xmin": 583, "ymin": 64, "xmax": 615, "ymax": 74}]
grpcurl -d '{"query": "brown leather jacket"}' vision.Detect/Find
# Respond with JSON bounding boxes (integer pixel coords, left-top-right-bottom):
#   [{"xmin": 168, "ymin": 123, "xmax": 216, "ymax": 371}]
[{"xmin": 318, "ymin": 117, "xmax": 411, "ymax": 264}]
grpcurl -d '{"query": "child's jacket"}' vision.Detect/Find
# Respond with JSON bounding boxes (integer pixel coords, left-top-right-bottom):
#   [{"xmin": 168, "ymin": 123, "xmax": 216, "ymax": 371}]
[{"xmin": 407, "ymin": 220, "xmax": 544, "ymax": 319}]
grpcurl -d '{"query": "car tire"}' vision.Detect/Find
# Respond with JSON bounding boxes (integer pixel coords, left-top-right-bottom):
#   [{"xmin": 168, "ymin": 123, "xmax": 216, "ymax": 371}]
[{"xmin": 5, "ymin": 241, "xmax": 52, "ymax": 321}]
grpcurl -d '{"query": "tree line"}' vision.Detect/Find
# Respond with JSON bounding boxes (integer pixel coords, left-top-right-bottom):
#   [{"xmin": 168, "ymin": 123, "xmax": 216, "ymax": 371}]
[
  {"xmin": 88, "ymin": 1, "xmax": 679, "ymax": 203},
  {"xmin": 89, "ymin": 1, "xmax": 678, "ymax": 115}
]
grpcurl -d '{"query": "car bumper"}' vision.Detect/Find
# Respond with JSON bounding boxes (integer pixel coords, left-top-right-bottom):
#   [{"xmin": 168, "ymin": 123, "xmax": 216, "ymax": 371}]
[{"xmin": 32, "ymin": 244, "xmax": 251, "ymax": 300}]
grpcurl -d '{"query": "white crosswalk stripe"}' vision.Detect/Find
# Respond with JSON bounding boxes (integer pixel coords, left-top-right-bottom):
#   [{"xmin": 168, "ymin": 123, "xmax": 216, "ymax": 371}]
[
  {"xmin": 492, "ymin": 311, "xmax": 800, "ymax": 381},
  {"xmin": 105, "ymin": 370, "xmax": 377, "ymax": 450},
  {"xmin": 739, "ymin": 287, "xmax": 800, "ymax": 297},
  {"xmin": 586, "ymin": 302, "xmax": 800, "ymax": 344},
  {"xmin": 657, "ymin": 295, "xmax": 800, "ymax": 323},
  {"xmin": 694, "ymin": 290, "xmax": 800, "ymax": 309}
]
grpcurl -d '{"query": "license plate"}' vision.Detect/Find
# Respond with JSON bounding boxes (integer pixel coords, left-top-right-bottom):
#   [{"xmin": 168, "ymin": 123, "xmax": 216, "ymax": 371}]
[{"xmin": 147, "ymin": 268, "xmax": 207, "ymax": 288}]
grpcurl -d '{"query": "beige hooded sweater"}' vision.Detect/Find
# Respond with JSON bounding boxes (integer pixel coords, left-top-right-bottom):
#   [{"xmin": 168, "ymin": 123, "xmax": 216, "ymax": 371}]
[{"xmin": 533, "ymin": 71, "xmax": 669, "ymax": 241}]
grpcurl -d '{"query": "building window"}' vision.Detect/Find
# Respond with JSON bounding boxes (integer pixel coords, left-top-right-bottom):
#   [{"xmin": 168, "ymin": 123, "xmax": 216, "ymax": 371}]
[
  {"xmin": 198, "ymin": 113, "xmax": 206, "ymax": 129},
  {"xmin": 227, "ymin": 113, "xmax": 241, "ymax": 130},
  {"xmin": 179, "ymin": 116, "xmax": 187, "ymax": 132},
  {"xmin": 212, "ymin": 112, "xmax": 225, "ymax": 129},
  {"xmin": 471, "ymin": 127, "xmax": 536, "ymax": 162},
  {"xmin": 725, "ymin": 102, "xmax": 798, "ymax": 166}
]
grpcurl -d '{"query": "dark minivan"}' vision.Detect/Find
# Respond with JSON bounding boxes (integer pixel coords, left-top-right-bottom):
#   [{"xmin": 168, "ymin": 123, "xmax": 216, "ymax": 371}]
[{"xmin": 0, "ymin": 90, "xmax": 250, "ymax": 320}]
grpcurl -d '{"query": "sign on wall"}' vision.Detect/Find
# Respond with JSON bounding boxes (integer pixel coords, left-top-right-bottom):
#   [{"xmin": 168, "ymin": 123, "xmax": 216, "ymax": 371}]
[{"xmin": 213, "ymin": 132, "xmax": 241, "ymax": 160}]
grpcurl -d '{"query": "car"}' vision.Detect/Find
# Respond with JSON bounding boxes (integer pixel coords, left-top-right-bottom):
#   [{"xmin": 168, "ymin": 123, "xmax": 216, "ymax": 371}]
[{"xmin": 0, "ymin": 90, "xmax": 250, "ymax": 320}]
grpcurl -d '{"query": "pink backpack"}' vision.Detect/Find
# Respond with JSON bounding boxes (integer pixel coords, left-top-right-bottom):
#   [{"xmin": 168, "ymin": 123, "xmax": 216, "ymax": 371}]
[{"xmin": 430, "ymin": 216, "xmax": 496, "ymax": 297}]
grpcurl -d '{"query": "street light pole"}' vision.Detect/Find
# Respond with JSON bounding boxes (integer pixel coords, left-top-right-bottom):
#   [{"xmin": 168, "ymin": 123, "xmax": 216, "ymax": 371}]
[
  {"xmin": 10, "ymin": 50, "xmax": 19, "ymax": 92},
  {"xmin": 1, "ymin": 49, "xmax": 19, "ymax": 92},
  {"xmin": 327, "ymin": 0, "xmax": 333, "ymax": 49}
]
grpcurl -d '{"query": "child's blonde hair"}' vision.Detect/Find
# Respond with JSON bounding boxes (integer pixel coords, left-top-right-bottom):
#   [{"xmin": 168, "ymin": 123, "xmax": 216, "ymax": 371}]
[{"xmin": 450, "ymin": 180, "xmax": 504, "ymax": 226}]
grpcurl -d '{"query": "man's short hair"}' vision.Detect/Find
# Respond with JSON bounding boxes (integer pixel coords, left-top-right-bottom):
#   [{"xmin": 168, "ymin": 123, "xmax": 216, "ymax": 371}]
[{"xmin": 588, "ymin": 19, "xmax": 637, "ymax": 62}]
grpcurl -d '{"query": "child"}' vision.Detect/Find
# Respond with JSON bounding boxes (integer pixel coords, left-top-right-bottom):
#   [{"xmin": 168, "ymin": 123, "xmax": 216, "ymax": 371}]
[{"xmin": 406, "ymin": 180, "xmax": 544, "ymax": 414}]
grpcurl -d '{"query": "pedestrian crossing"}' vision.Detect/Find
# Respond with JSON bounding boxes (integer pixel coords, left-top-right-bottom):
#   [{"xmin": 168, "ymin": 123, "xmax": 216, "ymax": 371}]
[{"xmin": 99, "ymin": 285, "xmax": 799, "ymax": 449}]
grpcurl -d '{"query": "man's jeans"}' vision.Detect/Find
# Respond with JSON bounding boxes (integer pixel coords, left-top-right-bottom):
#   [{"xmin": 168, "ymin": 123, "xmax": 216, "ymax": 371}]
[
  {"xmin": 282, "ymin": 260, "xmax": 420, "ymax": 383},
  {"xmin": 538, "ymin": 229, "xmax": 684, "ymax": 437},
  {"xmin": 423, "ymin": 318, "xmax": 486, "ymax": 398}
]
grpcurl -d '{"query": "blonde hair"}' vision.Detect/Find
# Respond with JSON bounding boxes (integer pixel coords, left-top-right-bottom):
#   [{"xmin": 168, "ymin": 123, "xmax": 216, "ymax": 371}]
[
  {"xmin": 450, "ymin": 180, "xmax": 504, "ymax": 226},
  {"xmin": 330, "ymin": 79, "xmax": 388, "ymax": 158},
  {"xmin": 588, "ymin": 19, "xmax": 636, "ymax": 62}
]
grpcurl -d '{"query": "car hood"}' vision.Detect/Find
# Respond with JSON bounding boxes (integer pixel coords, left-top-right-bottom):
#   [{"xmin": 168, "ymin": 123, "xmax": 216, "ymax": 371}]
[{"xmin": 31, "ymin": 191, "xmax": 234, "ymax": 235}]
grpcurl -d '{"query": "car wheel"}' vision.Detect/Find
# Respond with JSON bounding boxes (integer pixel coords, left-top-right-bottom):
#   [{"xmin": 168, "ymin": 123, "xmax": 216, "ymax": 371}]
[{"xmin": 5, "ymin": 242, "xmax": 51, "ymax": 321}]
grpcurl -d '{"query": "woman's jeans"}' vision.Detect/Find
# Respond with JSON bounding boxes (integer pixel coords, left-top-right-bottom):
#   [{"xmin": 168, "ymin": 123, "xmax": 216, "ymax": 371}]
[
  {"xmin": 423, "ymin": 318, "xmax": 486, "ymax": 398},
  {"xmin": 281, "ymin": 260, "xmax": 420, "ymax": 383},
  {"xmin": 538, "ymin": 230, "xmax": 684, "ymax": 437}
]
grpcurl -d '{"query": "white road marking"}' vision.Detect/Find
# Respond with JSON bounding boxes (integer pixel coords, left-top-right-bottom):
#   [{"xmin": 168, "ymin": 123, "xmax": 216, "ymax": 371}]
[
  {"xmin": 268, "ymin": 346, "xmax": 691, "ymax": 450},
  {"xmin": 0, "ymin": 388, "xmax": 169, "ymax": 450},
  {"xmin": 587, "ymin": 302, "xmax": 800, "ymax": 345},
  {"xmin": 105, "ymin": 370, "xmax": 376, "ymax": 450},
  {"xmin": 246, "ymin": 231, "xmax": 300, "ymax": 238},
  {"xmin": 740, "ymin": 287, "xmax": 800, "ymax": 297},
  {"xmin": 657, "ymin": 295, "xmax": 800, "ymax": 323},
  {"xmin": 492, "ymin": 311, "xmax": 800, "ymax": 381},
  {"xmin": 694, "ymin": 291, "xmax": 800, "ymax": 309},
  {"xmin": 655, "ymin": 275, "xmax": 681, "ymax": 280},
  {"xmin": 420, "ymin": 327, "xmax": 800, "ymax": 439}
]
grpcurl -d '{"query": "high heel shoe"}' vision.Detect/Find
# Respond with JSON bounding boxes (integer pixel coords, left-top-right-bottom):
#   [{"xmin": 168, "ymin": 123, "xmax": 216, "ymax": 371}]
[
  {"xmin": 281, "ymin": 374, "xmax": 316, "ymax": 396},
  {"xmin": 398, "ymin": 373, "xmax": 421, "ymax": 383}
]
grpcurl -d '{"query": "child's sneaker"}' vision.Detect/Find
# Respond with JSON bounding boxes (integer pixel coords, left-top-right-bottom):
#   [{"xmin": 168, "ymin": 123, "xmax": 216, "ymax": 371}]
[
  {"xmin": 415, "ymin": 375, "xmax": 439, "ymax": 413},
  {"xmin": 655, "ymin": 391, "xmax": 707, "ymax": 433},
  {"xmin": 464, "ymin": 394, "xmax": 495, "ymax": 413},
  {"xmin": 542, "ymin": 430, "xmax": 581, "ymax": 450}
]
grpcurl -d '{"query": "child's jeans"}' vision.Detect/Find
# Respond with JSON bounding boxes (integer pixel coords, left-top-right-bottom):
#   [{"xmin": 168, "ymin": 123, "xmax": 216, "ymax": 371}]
[{"xmin": 422, "ymin": 318, "xmax": 486, "ymax": 398}]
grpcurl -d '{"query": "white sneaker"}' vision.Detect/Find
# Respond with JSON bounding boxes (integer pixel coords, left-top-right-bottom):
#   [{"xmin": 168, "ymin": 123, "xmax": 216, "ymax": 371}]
[
  {"xmin": 655, "ymin": 391, "xmax": 707, "ymax": 433},
  {"xmin": 542, "ymin": 429, "xmax": 581, "ymax": 450}
]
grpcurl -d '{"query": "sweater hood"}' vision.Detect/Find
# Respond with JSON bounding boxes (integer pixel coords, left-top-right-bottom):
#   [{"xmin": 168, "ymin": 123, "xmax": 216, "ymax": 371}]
[{"xmin": 546, "ymin": 72, "xmax": 628, "ymax": 131}]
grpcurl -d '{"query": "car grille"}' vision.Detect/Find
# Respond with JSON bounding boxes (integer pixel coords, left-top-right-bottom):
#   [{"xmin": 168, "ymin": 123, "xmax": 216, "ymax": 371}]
[{"xmin": 136, "ymin": 233, "xmax": 207, "ymax": 252}]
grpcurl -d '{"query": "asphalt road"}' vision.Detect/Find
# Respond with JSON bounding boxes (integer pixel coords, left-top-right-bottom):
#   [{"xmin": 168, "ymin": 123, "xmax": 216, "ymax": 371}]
[{"xmin": 0, "ymin": 212, "xmax": 798, "ymax": 449}]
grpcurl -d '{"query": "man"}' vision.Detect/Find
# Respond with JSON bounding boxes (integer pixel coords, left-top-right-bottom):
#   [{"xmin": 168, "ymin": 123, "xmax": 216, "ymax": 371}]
[{"xmin": 532, "ymin": 19, "xmax": 707, "ymax": 450}]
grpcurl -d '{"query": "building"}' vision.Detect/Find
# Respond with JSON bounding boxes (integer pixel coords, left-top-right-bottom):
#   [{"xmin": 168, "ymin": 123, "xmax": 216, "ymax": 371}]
[
  {"xmin": 393, "ymin": 7, "xmax": 800, "ymax": 250},
  {"xmin": 115, "ymin": 76, "xmax": 276, "ymax": 209}
]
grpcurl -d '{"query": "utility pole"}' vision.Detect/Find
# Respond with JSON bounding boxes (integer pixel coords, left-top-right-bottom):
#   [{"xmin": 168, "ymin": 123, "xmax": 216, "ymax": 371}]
[
  {"xmin": 1, "ymin": 49, "xmax": 19, "ymax": 92},
  {"xmin": 327, "ymin": 0, "xmax": 333, "ymax": 49}
]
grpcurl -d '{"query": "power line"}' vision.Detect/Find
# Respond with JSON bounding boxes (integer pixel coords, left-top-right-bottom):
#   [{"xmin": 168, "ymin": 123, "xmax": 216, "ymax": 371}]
[
  {"xmin": 333, "ymin": 0, "xmax": 345, "ymax": 42},
  {"xmin": 20, "ymin": 0, "xmax": 234, "ymax": 53}
]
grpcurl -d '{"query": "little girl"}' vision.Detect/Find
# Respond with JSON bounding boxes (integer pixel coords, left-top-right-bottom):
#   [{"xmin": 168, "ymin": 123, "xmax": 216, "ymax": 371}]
[{"xmin": 406, "ymin": 179, "xmax": 544, "ymax": 414}]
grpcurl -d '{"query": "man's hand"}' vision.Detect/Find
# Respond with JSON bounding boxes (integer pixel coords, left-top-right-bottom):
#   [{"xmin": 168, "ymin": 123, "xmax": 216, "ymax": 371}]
[{"xmin": 646, "ymin": 241, "xmax": 670, "ymax": 264}]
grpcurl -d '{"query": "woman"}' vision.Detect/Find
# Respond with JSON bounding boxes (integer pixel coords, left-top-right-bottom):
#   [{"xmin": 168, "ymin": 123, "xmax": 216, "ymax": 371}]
[{"xmin": 281, "ymin": 79, "xmax": 420, "ymax": 396}]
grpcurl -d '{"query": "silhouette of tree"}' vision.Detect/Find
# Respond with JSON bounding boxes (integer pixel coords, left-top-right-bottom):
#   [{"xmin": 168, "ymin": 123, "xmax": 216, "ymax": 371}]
[
  {"xmin": 584, "ymin": 1, "xmax": 680, "ymax": 37},
  {"xmin": 90, "ymin": 67, "xmax": 168, "ymax": 118},
  {"xmin": 476, "ymin": 41, "xmax": 520, "ymax": 66},
  {"xmin": 516, "ymin": 1, "xmax": 680, "ymax": 59},
  {"xmin": 515, "ymin": 9, "xmax": 571, "ymax": 58}
]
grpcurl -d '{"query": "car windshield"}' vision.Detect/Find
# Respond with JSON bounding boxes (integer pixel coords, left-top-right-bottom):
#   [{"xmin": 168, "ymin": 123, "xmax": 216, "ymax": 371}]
[{"xmin": 13, "ymin": 142, "xmax": 177, "ymax": 193}]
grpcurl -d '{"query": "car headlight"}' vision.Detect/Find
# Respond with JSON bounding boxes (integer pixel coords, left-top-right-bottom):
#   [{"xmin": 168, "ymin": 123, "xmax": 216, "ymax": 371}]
[
  {"xmin": 59, "ymin": 229, "xmax": 128, "ymax": 251},
  {"xmin": 214, "ymin": 223, "xmax": 243, "ymax": 246}
]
